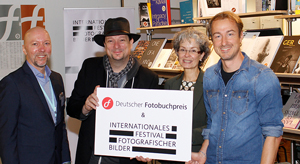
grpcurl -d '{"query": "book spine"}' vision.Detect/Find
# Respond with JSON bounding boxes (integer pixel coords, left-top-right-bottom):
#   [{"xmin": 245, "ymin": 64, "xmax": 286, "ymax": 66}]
[
  {"xmin": 147, "ymin": 2, "xmax": 152, "ymax": 27},
  {"xmin": 166, "ymin": 0, "xmax": 171, "ymax": 25},
  {"xmin": 262, "ymin": 0, "xmax": 268, "ymax": 11},
  {"xmin": 256, "ymin": 0, "xmax": 263, "ymax": 11},
  {"xmin": 296, "ymin": 0, "xmax": 300, "ymax": 14}
]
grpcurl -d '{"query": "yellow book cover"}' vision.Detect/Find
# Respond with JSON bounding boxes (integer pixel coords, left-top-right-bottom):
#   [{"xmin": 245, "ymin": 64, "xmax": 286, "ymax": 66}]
[
  {"xmin": 296, "ymin": 0, "xmax": 300, "ymax": 14},
  {"xmin": 147, "ymin": 2, "xmax": 152, "ymax": 27}
]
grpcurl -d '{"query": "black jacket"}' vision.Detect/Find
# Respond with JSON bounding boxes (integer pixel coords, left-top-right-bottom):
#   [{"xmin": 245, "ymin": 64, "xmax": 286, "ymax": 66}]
[{"xmin": 67, "ymin": 57, "xmax": 159, "ymax": 164}]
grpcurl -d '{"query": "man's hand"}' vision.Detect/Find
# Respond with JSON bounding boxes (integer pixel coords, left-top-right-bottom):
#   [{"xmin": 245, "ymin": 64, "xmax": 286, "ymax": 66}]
[
  {"xmin": 187, "ymin": 152, "xmax": 206, "ymax": 164},
  {"xmin": 130, "ymin": 156, "xmax": 152, "ymax": 163},
  {"xmin": 82, "ymin": 85, "xmax": 100, "ymax": 115}
]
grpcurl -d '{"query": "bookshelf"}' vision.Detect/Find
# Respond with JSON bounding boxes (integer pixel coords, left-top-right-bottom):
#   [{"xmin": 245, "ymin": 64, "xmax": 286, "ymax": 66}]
[
  {"xmin": 193, "ymin": 10, "xmax": 288, "ymax": 21},
  {"xmin": 274, "ymin": 14, "xmax": 300, "ymax": 36},
  {"xmin": 137, "ymin": 11, "xmax": 288, "ymax": 40},
  {"xmin": 136, "ymin": 1, "xmax": 300, "ymax": 163},
  {"xmin": 283, "ymin": 128, "xmax": 300, "ymax": 142},
  {"xmin": 136, "ymin": 23, "xmax": 205, "ymax": 30}
]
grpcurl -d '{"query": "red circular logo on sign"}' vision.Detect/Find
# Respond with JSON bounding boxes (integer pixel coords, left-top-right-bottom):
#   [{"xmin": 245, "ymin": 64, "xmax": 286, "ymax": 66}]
[
  {"xmin": 232, "ymin": 8, "xmax": 236, "ymax": 12},
  {"xmin": 102, "ymin": 97, "xmax": 113, "ymax": 110}
]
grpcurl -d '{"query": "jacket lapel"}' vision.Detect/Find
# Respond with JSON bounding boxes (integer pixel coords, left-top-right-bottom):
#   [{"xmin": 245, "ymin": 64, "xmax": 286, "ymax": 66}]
[
  {"xmin": 193, "ymin": 71, "xmax": 204, "ymax": 110},
  {"xmin": 22, "ymin": 62, "xmax": 54, "ymax": 124},
  {"xmin": 50, "ymin": 74, "xmax": 63, "ymax": 126},
  {"xmin": 173, "ymin": 73, "xmax": 184, "ymax": 89}
]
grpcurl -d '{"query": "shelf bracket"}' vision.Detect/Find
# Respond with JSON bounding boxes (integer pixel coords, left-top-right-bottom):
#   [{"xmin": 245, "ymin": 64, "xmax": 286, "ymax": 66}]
[
  {"xmin": 146, "ymin": 29, "xmax": 154, "ymax": 41},
  {"xmin": 287, "ymin": 0, "xmax": 295, "ymax": 36}
]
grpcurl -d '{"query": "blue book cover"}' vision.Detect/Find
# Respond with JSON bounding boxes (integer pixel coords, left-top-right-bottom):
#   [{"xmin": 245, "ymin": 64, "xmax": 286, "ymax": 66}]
[
  {"xmin": 150, "ymin": 0, "xmax": 168, "ymax": 26},
  {"xmin": 180, "ymin": 0, "xmax": 193, "ymax": 24}
]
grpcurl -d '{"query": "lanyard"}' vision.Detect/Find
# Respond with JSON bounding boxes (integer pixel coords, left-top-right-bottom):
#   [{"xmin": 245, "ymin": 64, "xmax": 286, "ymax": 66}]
[{"xmin": 39, "ymin": 81, "xmax": 57, "ymax": 117}]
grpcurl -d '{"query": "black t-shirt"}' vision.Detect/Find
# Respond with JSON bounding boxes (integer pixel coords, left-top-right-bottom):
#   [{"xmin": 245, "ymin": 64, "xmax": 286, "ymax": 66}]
[{"xmin": 221, "ymin": 66, "xmax": 237, "ymax": 86}]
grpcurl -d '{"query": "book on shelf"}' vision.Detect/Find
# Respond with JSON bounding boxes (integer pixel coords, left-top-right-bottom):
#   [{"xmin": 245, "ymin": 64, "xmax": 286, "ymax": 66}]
[
  {"xmin": 262, "ymin": 0, "xmax": 269, "ymax": 11},
  {"xmin": 293, "ymin": 57, "xmax": 300, "ymax": 74},
  {"xmin": 180, "ymin": 0, "xmax": 194, "ymax": 24},
  {"xmin": 269, "ymin": 0, "xmax": 288, "ymax": 10},
  {"xmin": 138, "ymin": 3, "xmax": 151, "ymax": 28},
  {"xmin": 171, "ymin": 8, "xmax": 181, "ymax": 25},
  {"xmin": 199, "ymin": 0, "xmax": 222, "ymax": 17},
  {"xmin": 164, "ymin": 49, "xmax": 178, "ymax": 69},
  {"xmin": 202, "ymin": 48, "xmax": 220, "ymax": 71},
  {"xmin": 282, "ymin": 92, "xmax": 300, "ymax": 129},
  {"xmin": 147, "ymin": 2, "xmax": 153, "ymax": 27},
  {"xmin": 166, "ymin": 0, "xmax": 171, "ymax": 25},
  {"xmin": 140, "ymin": 38, "xmax": 167, "ymax": 68},
  {"xmin": 241, "ymin": 31, "xmax": 260, "ymax": 56},
  {"xmin": 172, "ymin": 60, "xmax": 183, "ymax": 70},
  {"xmin": 151, "ymin": 49, "xmax": 173, "ymax": 69},
  {"xmin": 296, "ymin": 0, "xmax": 300, "ymax": 15},
  {"xmin": 191, "ymin": 0, "xmax": 198, "ymax": 23},
  {"xmin": 270, "ymin": 36, "xmax": 300, "ymax": 73},
  {"xmin": 150, "ymin": 0, "xmax": 169, "ymax": 27},
  {"xmin": 132, "ymin": 40, "xmax": 150, "ymax": 60},
  {"xmin": 256, "ymin": 0, "xmax": 262, "ymax": 12},
  {"xmin": 221, "ymin": 0, "xmax": 239, "ymax": 13},
  {"xmin": 247, "ymin": 35, "xmax": 284, "ymax": 67}
]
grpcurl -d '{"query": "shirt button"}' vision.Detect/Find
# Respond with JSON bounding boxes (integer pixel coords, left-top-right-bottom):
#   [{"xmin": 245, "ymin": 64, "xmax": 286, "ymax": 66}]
[
  {"xmin": 222, "ymin": 129, "xmax": 224, "ymax": 131},
  {"xmin": 219, "ymin": 146, "xmax": 221, "ymax": 148},
  {"xmin": 224, "ymin": 94, "xmax": 227, "ymax": 97},
  {"xmin": 223, "ymin": 112, "xmax": 225, "ymax": 114},
  {"xmin": 219, "ymin": 162, "xmax": 221, "ymax": 164}
]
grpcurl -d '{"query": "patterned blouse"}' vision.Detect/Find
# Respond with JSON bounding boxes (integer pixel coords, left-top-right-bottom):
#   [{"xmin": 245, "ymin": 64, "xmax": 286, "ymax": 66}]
[{"xmin": 180, "ymin": 80, "xmax": 196, "ymax": 91}]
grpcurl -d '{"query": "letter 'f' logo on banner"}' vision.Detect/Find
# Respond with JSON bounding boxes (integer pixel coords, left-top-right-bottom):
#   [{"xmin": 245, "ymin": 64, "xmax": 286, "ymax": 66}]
[
  {"xmin": 102, "ymin": 97, "xmax": 114, "ymax": 110},
  {"xmin": 21, "ymin": 5, "xmax": 45, "ymax": 40},
  {"xmin": 0, "ymin": 5, "xmax": 21, "ymax": 41},
  {"xmin": 0, "ymin": 4, "xmax": 45, "ymax": 41}
]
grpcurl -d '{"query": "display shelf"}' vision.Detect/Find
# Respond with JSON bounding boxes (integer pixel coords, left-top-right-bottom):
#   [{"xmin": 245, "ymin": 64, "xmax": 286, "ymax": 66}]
[
  {"xmin": 150, "ymin": 68, "xmax": 183, "ymax": 79},
  {"xmin": 283, "ymin": 128, "xmax": 300, "ymax": 142},
  {"xmin": 150, "ymin": 70, "xmax": 300, "ymax": 82},
  {"xmin": 274, "ymin": 14, "xmax": 300, "ymax": 19},
  {"xmin": 276, "ymin": 73, "xmax": 300, "ymax": 85},
  {"xmin": 193, "ymin": 10, "xmax": 288, "ymax": 21},
  {"xmin": 274, "ymin": 14, "xmax": 300, "ymax": 36},
  {"xmin": 137, "ymin": 23, "xmax": 205, "ymax": 31}
]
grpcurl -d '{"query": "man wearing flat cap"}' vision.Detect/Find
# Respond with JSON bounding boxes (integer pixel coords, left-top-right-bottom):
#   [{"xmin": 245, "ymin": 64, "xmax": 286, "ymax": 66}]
[{"xmin": 67, "ymin": 17, "xmax": 159, "ymax": 164}]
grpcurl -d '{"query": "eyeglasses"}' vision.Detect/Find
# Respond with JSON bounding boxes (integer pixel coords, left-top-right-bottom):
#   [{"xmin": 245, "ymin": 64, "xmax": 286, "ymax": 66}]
[{"xmin": 178, "ymin": 49, "xmax": 201, "ymax": 55}]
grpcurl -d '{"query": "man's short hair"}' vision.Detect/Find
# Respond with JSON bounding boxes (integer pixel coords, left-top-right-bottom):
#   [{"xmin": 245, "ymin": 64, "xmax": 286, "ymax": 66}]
[{"xmin": 207, "ymin": 11, "xmax": 243, "ymax": 40}]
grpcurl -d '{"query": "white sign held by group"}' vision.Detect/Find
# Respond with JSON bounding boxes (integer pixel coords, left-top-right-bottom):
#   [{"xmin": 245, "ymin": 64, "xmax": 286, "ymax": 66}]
[{"xmin": 95, "ymin": 88, "xmax": 193, "ymax": 162}]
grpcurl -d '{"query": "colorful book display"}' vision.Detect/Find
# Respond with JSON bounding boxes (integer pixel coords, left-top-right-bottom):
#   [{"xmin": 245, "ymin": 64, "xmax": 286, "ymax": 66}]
[
  {"xmin": 270, "ymin": 36, "xmax": 300, "ymax": 73},
  {"xmin": 152, "ymin": 49, "xmax": 173, "ymax": 69},
  {"xmin": 132, "ymin": 40, "xmax": 150, "ymax": 60},
  {"xmin": 138, "ymin": 3, "xmax": 151, "ymax": 28},
  {"xmin": 282, "ymin": 92, "xmax": 300, "ymax": 129},
  {"xmin": 140, "ymin": 38, "xmax": 167, "ymax": 68},
  {"xmin": 247, "ymin": 35, "xmax": 283, "ymax": 67},
  {"xmin": 150, "ymin": 0, "xmax": 169, "ymax": 26},
  {"xmin": 180, "ymin": 0, "xmax": 193, "ymax": 24}
]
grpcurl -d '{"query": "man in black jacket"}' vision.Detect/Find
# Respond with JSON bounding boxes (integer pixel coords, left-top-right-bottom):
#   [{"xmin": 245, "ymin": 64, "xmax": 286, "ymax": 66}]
[{"xmin": 67, "ymin": 17, "xmax": 159, "ymax": 164}]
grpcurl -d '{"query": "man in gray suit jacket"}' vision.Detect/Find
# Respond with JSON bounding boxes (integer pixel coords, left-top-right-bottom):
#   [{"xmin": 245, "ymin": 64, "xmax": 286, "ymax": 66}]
[{"xmin": 0, "ymin": 27, "xmax": 70, "ymax": 164}]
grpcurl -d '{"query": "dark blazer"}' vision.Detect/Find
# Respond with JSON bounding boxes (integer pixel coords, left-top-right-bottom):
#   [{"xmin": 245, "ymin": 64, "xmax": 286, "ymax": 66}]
[
  {"xmin": 0, "ymin": 62, "xmax": 71, "ymax": 164},
  {"xmin": 67, "ymin": 57, "xmax": 159, "ymax": 164},
  {"xmin": 164, "ymin": 70, "xmax": 207, "ymax": 152}
]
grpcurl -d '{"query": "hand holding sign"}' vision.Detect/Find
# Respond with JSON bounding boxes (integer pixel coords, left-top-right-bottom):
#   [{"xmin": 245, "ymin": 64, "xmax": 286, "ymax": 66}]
[
  {"xmin": 83, "ymin": 85, "xmax": 100, "ymax": 115},
  {"xmin": 94, "ymin": 88, "xmax": 193, "ymax": 162}
]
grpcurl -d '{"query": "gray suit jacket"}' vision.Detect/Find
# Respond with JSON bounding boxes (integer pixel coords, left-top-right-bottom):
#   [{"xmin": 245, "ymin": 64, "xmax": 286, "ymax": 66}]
[{"xmin": 164, "ymin": 70, "xmax": 207, "ymax": 152}]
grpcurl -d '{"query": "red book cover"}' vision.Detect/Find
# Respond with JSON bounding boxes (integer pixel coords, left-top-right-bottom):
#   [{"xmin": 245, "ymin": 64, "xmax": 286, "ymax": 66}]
[{"xmin": 166, "ymin": 0, "xmax": 171, "ymax": 25}]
